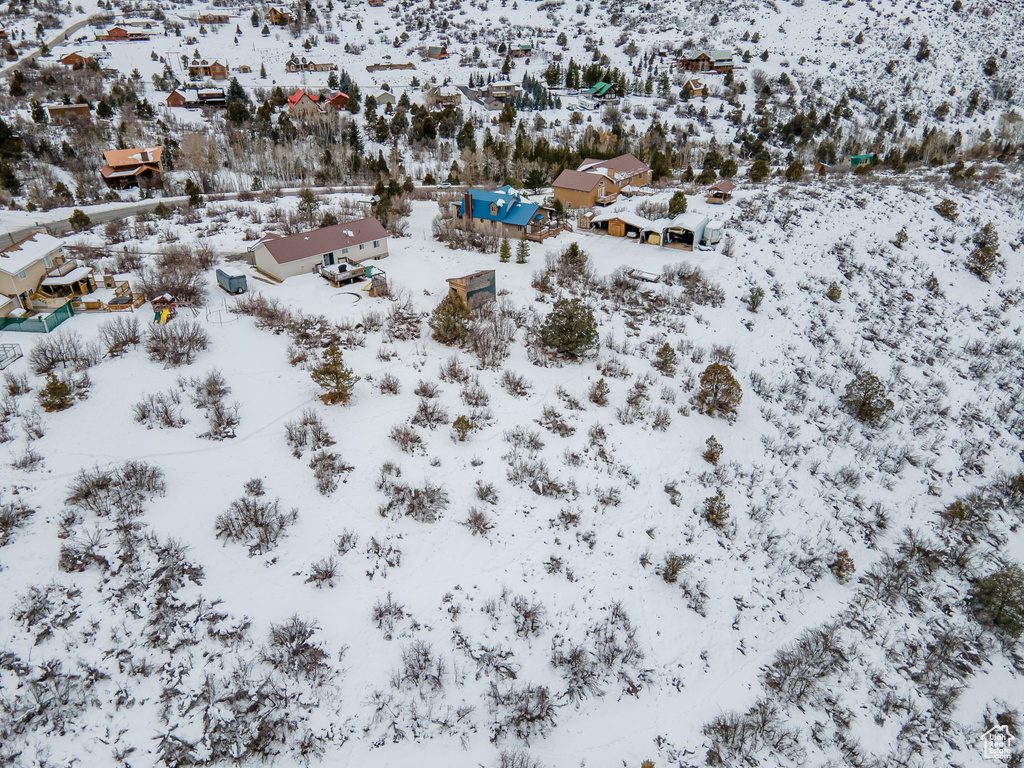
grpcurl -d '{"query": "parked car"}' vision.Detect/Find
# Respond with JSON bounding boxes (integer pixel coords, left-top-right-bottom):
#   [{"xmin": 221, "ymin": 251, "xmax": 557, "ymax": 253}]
[{"xmin": 438, "ymin": 181, "xmax": 452, "ymax": 189}]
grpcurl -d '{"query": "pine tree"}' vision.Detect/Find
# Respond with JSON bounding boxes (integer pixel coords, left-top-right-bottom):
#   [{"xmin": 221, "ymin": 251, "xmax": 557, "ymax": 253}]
[
  {"xmin": 653, "ymin": 342, "xmax": 677, "ymax": 376},
  {"xmin": 311, "ymin": 346, "xmax": 358, "ymax": 404},
  {"xmin": 184, "ymin": 178, "xmax": 202, "ymax": 207},
  {"xmin": 694, "ymin": 363, "xmax": 742, "ymax": 421},
  {"xmin": 966, "ymin": 222, "xmax": 999, "ymax": 281},
  {"xmin": 841, "ymin": 371, "xmax": 893, "ymax": 425},
  {"xmin": 39, "ymin": 373, "xmax": 73, "ymax": 412},
  {"xmin": 971, "ymin": 564, "xmax": 1024, "ymax": 636},
  {"xmin": 540, "ymin": 298, "xmax": 598, "ymax": 358},
  {"xmin": 499, "ymin": 236, "xmax": 511, "ymax": 263},
  {"xmin": 668, "ymin": 191, "xmax": 687, "ymax": 216},
  {"xmin": 428, "ymin": 293, "xmax": 470, "ymax": 345},
  {"xmin": 515, "ymin": 235, "xmax": 529, "ymax": 264}
]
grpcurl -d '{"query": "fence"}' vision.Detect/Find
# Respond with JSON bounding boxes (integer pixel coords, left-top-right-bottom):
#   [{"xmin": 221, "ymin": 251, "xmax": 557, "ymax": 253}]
[{"xmin": 0, "ymin": 301, "xmax": 74, "ymax": 334}]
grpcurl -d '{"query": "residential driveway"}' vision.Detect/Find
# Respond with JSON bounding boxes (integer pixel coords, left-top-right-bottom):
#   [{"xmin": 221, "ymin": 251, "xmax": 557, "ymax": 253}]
[{"xmin": 0, "ymin": 15, "xmax": 104, "ymax": 79}]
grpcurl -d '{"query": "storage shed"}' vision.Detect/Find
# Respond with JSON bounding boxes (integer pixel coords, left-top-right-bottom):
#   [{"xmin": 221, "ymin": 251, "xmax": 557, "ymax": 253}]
[
  {"xmin": 662, "ymin": 213, "xmax": 709, "ymax": 250},
  {"xmin": 447, "ymin": 270, "xmax": 496, "ymax": 309}
]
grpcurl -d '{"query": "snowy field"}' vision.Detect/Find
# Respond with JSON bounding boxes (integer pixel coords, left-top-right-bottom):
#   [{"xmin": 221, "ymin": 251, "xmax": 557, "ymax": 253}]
[{"xmin": 1, "ymin": 168, "xmax": 1023, "ymax": 766}]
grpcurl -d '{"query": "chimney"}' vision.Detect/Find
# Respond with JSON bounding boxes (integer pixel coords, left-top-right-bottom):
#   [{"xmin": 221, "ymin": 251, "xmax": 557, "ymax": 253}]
[
  {"xmin": 140, "ymin": 150, "xmax": 149, "ymax": 162},
  {"xmin": 463, "ymin": 192, "xmax": 472, "ymax": 222}
]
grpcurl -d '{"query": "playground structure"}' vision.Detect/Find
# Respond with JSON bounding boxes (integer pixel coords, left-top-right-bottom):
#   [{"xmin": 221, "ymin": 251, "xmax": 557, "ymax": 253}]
[{"xmin": 151, "ymin": 295, "xmax": 177, "ymax": 324}]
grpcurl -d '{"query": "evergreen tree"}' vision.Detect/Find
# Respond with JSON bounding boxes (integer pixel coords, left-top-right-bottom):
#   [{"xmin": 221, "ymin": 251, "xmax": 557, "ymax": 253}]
[
  {"xmin": 251, "ymin": 9, "xmax": 259, "ymax": 26},
  {"xmin": 749, "ymin": 158, "xmax": 770, "ymax": 182},
  {"xmin": 971, "ymin": 564, "xmax": 1024, "ymax": 636},
  {"xmin": 184, "ymin": 178, "xmax": 203, "ymax": 207},
  {"xmin": 841, "ymin": 371, "xmax": 893, "ymax": 425},
  {"xmin": 311, "ymin": 346, "xmax": 358, "ymax": 404},
  {"xmin": 653, "ymin": 342, "xmax": 677, "ymax": 376},
  {"xmin": 260, "ymin": 62, "xmax": 267, "ymax": 78},
  {"xmin": 31, "ymin": 100, "xmax": 48, "ymax": 124},
  {"xmin": 540, "ymin": 298, "xmax": 599, "ymax": 358},
  {"xmin": 499, "ymin": 236, "xmax": 511, "ymax": 263},
  {"xmin": 515, "ymin": 235, "xmax": 529, "ymax": 264},
  {"xmin": 39, "ymin": 373, "xmax": 73, "ymax": 412},
  {"xmin": 68, "ymin": 209, "xmax": 92, "ymax": 231},
  {"xmin": 226, "ymin": 77, "xmax": 248, "ymax": 105},
  {"xmin": 96, "ymin": 99, "xmax": 113, "ymax": 118},
  {"xmin": 298, "ymin": 188, "xmax": 321, "ymax": 221},
  {"xmin": 966, "ymin": 222, "xmax": 999, "ymax": 281},
  {"xmin": 668, "ymin": 191, "xmax": 687, "ymax": 216},
  {"xmin": 694, "ymin": 363, "xmax": 742, "ymax": 421},
  {"xmin": 428, "ymin": 293, "xmax": 471, "ymax": 345}
]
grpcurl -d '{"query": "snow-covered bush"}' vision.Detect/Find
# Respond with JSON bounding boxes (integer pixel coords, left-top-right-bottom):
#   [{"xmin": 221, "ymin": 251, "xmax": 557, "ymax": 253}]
[
  {"xmin": 145, "ymin": 320, "xmax": 209, "ymax": 367},
  {"xmin": 215, "ymin": 481, "xmax": 297, "ymax": 555}
]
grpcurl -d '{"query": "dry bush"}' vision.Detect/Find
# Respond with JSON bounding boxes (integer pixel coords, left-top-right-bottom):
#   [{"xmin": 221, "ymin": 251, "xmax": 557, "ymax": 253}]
[
  {"xmin": 262, "ymin": 616, "xmax": 330, "ymax": 683},
  {"xmin": 305, "ymin": 556, "xmax": 339, "ymax": 588},
  {"xmin": 215, "ymin": 481, "xmax": 297, "ymax": 556},
  {"xmin": 309, "ymin": 451, "xmax": 353, "ymax": 495},
  {"xmin": 464, "ymin": 507, "xmax": 494, "ymax": 536},
  {"xmin": 135, "ymin": 245, "xmax": 207, "ymax": 305},
  {"xmin": 285, "ymin": 409, "xmax": 335, "ymax": 457},
  {"xmin": 28, "ymin": 331, "xmax": 100, "ymax": 374},
  {"xmin": 133, "ymin": 389, "xmax": 187, "ymax": 429},
  {"xmin": 501, "ymin": 370, "xmax": 532, "ymax": 397},
  {"xmin": 98, "ymin": 315, "xmax": 142, "ymax": 357},
  {"xmin": 432, "ymin": 209, "xmax": 501, "ymax": 252},
  {"xmin": 145, "ymin": 321, "xmax": 210, "ymax": 367},
  {"xmin": 390, "ymin": 423, "xmax": 425, "ymax": 454},
  {"xmin": 377, "ymin": 464, "xmax": 449, "ymax": 523},
  {"xmin": 0, "ymin": 500, "xmax": 35, "ymax": 547}
]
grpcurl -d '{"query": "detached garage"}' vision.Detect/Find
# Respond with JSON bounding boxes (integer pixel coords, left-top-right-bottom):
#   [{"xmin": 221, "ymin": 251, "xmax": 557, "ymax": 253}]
[{"xmin": 250, "ymin": 218, "xmax": 390, "ymax": 282}]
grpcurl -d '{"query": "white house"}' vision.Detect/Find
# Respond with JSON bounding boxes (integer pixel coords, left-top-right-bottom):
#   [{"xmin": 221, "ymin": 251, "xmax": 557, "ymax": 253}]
[{"xmin": 250, "ymin": 218, "xmax": 390, "ymax": 281}]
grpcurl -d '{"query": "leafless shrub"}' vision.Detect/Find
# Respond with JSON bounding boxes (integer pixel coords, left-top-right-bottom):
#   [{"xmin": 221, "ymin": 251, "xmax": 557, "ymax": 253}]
[
  {"xmin": 390, "ymin": 423, "xmax": 425, "ymax": 454},
  {"xmin": 135, "ymin": 245, "xmax": 206, "ymax": 305},
  {"xmin": 3, "ymin": 371, "xmax": 30, "ymax": 397},
  {"xmin": 488, "ymin": 682, "xmax": 557, "ymax": 743},
  {"xmin": 65, "ymin": 461, "xmax": 166, "ymax": 519},
  {"xmin": 538, "ymin": 406, "xmax": 575, "ymax": 436},
  {"xmin": 464, "ymin": 507, "xmax": 494, "ymax": 536},
  {"xmin": 335, "ymin": 529, "xmax": 358, "ymax": 555},
  {"xmin": 597, "ymin": 356, "xmax": 631, "ymax": 379},
  {"xmin": 309, "ymin": 450, "xmax": 353, "ymax": 495},
  {"xmin": 414, "ymin": 380, "xmax": 440, "ymax": 398},
  {"xmin": 703, "ymin": 698, "xmax": 801, "ymax": 765},
  {"xmin": 372, "ymin": 592, "xmax": 406, "ymax": 640},
  {"xmin": 215, "ymin": 482, "xmax": 297, "ymax": 556},
  {"xmin": 21, "ymin": 409, "xmax": 44, "ymax": 440},
  {"xmin": 762, "ymin": 622, "xmax": 847, "ymax": 706},
  {"xmin": 0, "ymin": 500, "xmax": 35, "ymax": 546},
  {"xmin": 660, "ymin": 263, "xmax": 725, "ymax": 306},
  {"xmin": 411, "ymin": 398, "xmax": 449, "ymax": 429},
  {"xmin": 384, "ymin": 290, "xmax": 421, "ymax": 341},
  {"xmin": 366, "ymin": 535, "xmax": 403, "ymax": 577},
  {"xmin": 439, "ymin": 354, "xmax": 471, "ymax": 383},
  {"xmin": 285, "ymin": 409, "xmax": 335, "ymax": 457},
  {"xmin": 133, "ymin": 389, "xmax": 187, "ymax": 429},
  {"xmin": 432, "ymin": 209, "xmax": 501, "ymax": 252},
  {"xmin": 28, "ymin": 331, "xmax": 100, "ymax": 374},
  {"xmin": 377, "ymin": 468, "xmax": 450, "ymax": 523},
  {"xmin": 263, "ymin": 615, "xmax": 330, "ymax": 683},
  {"xmin": 201, "ymin": 398, "xmax": 240, "ymax": 440},
  {"xmin": 501, "ymin": 370, "xmax": 531, "ymax": 397},
  {"xmin": 393, "ymin": 640, "xmax": 446, "ymax": 695},
  {"xmin": 636, "ymin": 200, "xmax": 670, "ymax": 219},
  {"xmin": 468, "ymin": 301, "xmax": 518, "ymax": 368},
  {"xmin": 305, "ymin": 556, "xmax": 339, "ymax": 588},
  {"xmin": 145, "ymin": 321, "xmax": 209, "ymax": 367},
  {"xmin": 98, "ymin": 315, "xmax": 141, "ymax": 357},
  {"xmin": 511, "ymin": 596, "xmax": 546, "ymax": 638},
  {"xmin": 379, "ymin": 372, "xmax": 401, "ymax": 394},
  {"xmin": 476, "ymin": 479, "xmax": 498, "ymax": 504}
]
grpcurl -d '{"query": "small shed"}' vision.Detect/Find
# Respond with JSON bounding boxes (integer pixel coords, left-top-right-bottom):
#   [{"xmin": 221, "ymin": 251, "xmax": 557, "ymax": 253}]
[
  {"xmin": 848, "ymin": 154, "xmax": 875, "ymax": 168},
  {"xmin": 663, "ymin": 213, "xmax": 709, "ymax": 251},
  {"xmin": 216, "ymin": 269, "xmax": 247, "ymax": 294},
  {"xmin": 704, "ymin": 220, "xmax": 724, "ymax": 245},
  {"xmin": 447, "ymin": 270, "xmax": 496, "ymax": 310},
  {"xmin": 706, "ymin": 179, "xmax": 735, "ymax": 204}
]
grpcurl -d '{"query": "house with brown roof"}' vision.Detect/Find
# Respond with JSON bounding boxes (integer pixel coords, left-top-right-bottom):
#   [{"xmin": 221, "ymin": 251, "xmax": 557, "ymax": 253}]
[
  {"xmin": 678, "ymin": 49, "xmax": 734, "ymax": 74},
  {"xmin": 60, "ymin": 51, "xmax": 94, "ymax": 68},
  {"xmin": 268, "ymin": 6, "xmax": 292, "ymax": 24},
  {"xmin": 46, "ymin": 103, "xmax": 91, "ymax": 123},
  {"xmin": 682, "ymin": 77, "xmax": 703, "ymax": 97},
  {"xmin": 197, "ymin": 12, "xmax": 231, "ymax": 24},
  {"xmin": 100, "ymin": 146, "xmax": 162, "ymax": 189},
  {"xmin": 166, "ymin": 88, "xmax": 226, "ymax": 108},
  {"xmin": 188, "ymin": 58, "xmax": 229, "ymax": 80},
  {"xmin": 250, "ymin": 218, "xmax": 390, "ymax": 281},
  {"xmin": 552, "ymin": 153, "xmax": 651, "ymax": 209},
  {"xmin": 424, "ymin": 85, "xmax": 461, "ymax": 109},
  {"xmin": 285, "ymin": 54, "xmax": 338, "ymax": 72},
  {"xmin": 706, "ymin": 179, "xmax": 735, "ymax": 204},
  {"xmin": 96, "ymin": 26, "xmax": 151, "ymax": 42}
]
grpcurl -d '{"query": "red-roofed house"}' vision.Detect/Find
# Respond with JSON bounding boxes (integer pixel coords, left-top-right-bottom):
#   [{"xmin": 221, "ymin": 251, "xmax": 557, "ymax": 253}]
[
  {"xmin": 250, "ymin": 218, "xmax": 390, "ymax": 281},
  {"xmin": 287, "ymin": 90, "xmax": 322, "ymax": 119},
  {"xmin": 324, "ymin": 91, "xmax": 350, "ymax": 111}
]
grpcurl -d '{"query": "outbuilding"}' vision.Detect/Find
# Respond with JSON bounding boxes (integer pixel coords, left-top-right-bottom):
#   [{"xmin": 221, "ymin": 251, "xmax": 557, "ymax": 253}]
[{"xmin": 662, "ymin": 213, "xmax": 709, "ymax": 250}]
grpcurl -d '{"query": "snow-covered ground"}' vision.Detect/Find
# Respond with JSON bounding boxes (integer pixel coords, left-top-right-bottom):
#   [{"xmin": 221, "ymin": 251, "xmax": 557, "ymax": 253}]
[{"xmin": 1, "ymin": 167, "xmax": 1022, "ymax": 766}]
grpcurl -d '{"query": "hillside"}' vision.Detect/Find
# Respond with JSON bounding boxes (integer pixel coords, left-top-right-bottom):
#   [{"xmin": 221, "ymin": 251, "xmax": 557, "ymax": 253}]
[{"xmin": 1, "ymin": 167, "xmax": 1022, "ymax": 767}]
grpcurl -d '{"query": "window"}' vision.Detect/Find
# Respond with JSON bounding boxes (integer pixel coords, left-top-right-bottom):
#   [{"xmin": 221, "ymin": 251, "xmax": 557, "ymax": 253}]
[
  {"xmin": 359, "ymin": 243, "xmax": 365, "ymax": 250},
  {"xmin": 373, "ymin": 240, "xmax": 380, "ymax": 248},
  {"xmin": 342, "ymin": 247, "xmax": 348, "ymax": 255},
  {"xmin": 17, "ymin": 270, "xmax": 27, "ymax": 281},
  {"xmin": 43, "ymin": 255, "xmax": 52, "ymax": 269}
]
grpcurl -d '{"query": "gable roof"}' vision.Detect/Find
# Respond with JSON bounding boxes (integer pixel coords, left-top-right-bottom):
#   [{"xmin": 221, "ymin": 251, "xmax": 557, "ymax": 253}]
[
  {"xmin": 708, "ymin": 179, "xmax": 735, "ymax": 193},
  {"xmin": 459, "ymin": 188, "xmax": 542, "ymax": 227},
  {"xmin": 259, "ymin": 218, "xmax": 389, "ymax": 265},
  {"xmin": 287, "ymin": 89, "xmax": 318, "ymax": 107},
  {"xmin": 553, "ymin": 168, "xmax": 605, "ymax": 192},
  {"xmin": 103, "ymin": 146, "xmax": 162, "ymax": 167},
  {"xmin": 577, "ymin": 153, "xmax": 649, "ymax": 177},
  {"xmin": 586, "ymin": 81, "xmax": 613, "ymax": 96},
  {"xmin": 0, "ymin": 233, "xmax": 63, "ymax": 276}
]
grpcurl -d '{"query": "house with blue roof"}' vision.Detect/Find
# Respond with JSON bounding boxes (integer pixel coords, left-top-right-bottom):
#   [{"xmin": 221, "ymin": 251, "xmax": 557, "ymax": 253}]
[{"xmin": 456, "ymin": 187, "xmax": 550, "ymax": 237}]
